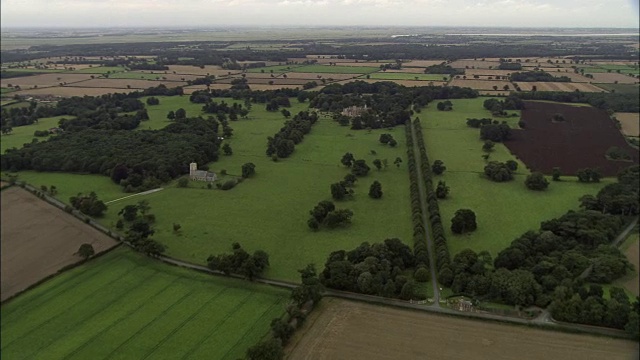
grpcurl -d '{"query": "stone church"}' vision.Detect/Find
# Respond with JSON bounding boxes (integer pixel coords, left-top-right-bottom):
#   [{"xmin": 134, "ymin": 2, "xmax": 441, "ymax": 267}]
[{"xmin": 189, "ymin": 162, "xmax": 217, "ymax": 182}]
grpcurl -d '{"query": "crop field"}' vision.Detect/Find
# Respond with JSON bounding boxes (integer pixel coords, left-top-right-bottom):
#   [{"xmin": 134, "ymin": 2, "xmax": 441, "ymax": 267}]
[
  {"xmin": 587, "ymin": 72, "xmax": 639, "ymax": 84},
  {"xmin": 384, "ymin": 67, "xmax": 429, "ymax": 73},
  {"xmin": 72, "ymin": 78, "xmax": 188, "ymax": 89},
  {"xmin": 0, "ymin": 73, "xmax": 95, "ymax": 88},
  {"xmin": 615, "ymin": 112, "xmax": 640, "ymax": 137},
  {"xmin": 166, "ymin": 65, "xmax": 241, "ymax": 76},
  {"xmin": 419, "ymin": 98, "xmax": 608, "ymax": 257},
  {"xmin": 246, "ymin": 65, "xmax": 304, "ymax": 73},
  {"xmin": 448, "ymin": 79, "xmax": 514, "ymax": 90},
  {"xmin": 464, "ymin": 69, "xmax": 514, "ymax": 77},
  {"xmin": 96, "ymin": 99, "xmax": 412, "ymax": 281},
  {"xmin": 449, "ymin": 60, "xmax": 502, "ymax": 69},
  {"xmin": 0, "ymin": 187, "xmax": 118, "ymax": 301},
  {"xmin": 15, "ymin": 86, "xmax": 136, "ymax": 97},
  {"xmin": 278, "ymin": 72, "xmax": 361, "ymax": 80},
  {"xmin": 0, "ymin": 115, "xmax": 73, "ymax": 153},
  {"xmin": 107, "ymin": 72, "xmax": 198, "ymax": 82},
  {"xmin": 368, "ymin": 72, "xmax": 447, "ymax": 81},
  {"xmin": 71, "ymin": 66, "xmax": 126, "ymax": 74},
  {"xmin": 0, "ymin": 247, "xmax": 288, "ymax": 360},
  {"xmin": 183, "ymin": 84, "xmax": 232, "ymax": 93},
  {"xmin": 287, "ymin": 299, "xmax": 639, "ymax": 360},
  {"xmin": 506, "ymin": 101, "xmax": 639, "ymax": 176},
  {"xmin": 218, "ymin": 77, "xmax": 310, "ymax": 85},
  {"xmin": 290, "ymin": 65, "xmax": 379, "ymax": 74},
  {"xmin": 403, "ymin": 60, "xmax": 445, "ymax": 67},
  {"xmin": 513, "ymin": 82, "xmax": 606, "ymax": 92},
  {"xmin": 539, "ymin": 70, "xmax": 593, "ymax": 83},
  {"xmin": 596, "ymin": 83, "xmax": 640, "ymax": 94},
  {"xmin": 338, "ymin": 79, "xmax": 448, "ymax": 87}
]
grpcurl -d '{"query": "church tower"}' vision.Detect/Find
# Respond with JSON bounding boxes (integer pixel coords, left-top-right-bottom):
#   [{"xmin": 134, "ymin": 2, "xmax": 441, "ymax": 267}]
[{"xmin": 189, "ymin": 162, "xmax": 197, "ymax": 177}]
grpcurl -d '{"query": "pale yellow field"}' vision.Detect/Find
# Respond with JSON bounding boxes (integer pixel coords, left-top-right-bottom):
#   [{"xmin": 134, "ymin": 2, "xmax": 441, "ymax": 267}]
[
  {"xmin": 616, "ymin": 112, "xmax": 640, "ymax": 137},
  {"xmin": 68, "ymin": 78, "xmax": 187, "ymax": 89},
  {"xmin": 182, "ymin": 84, "xmax": 231, "ymax": 93},
  {"xmin": 1, "ymin": 73, "xmax": 94, "ymax": 88},
  {"xmin": 465, "ymin": 69, "xmax": 515, "ymax": 77},
  {"xmin": 449, "ymin": 60, "xmax": 502, "ymax": 69},
  {"xmin": 514, "ymin": 81, "xmax": 606, "ymax": 92},
  {"xmin": 449, "ymin": 78, "xmax": 514, "ymax": 90},
  {"xmin": 15, "ymin": 86, "xmax": 136, "ymax": 97},
  {"xmin": 587, "ymin": 72, "xmax": 639, "ymax": 84},
  {"xmin": 403, "ymin": 60, "xmax": 445, "ymax": 67}
]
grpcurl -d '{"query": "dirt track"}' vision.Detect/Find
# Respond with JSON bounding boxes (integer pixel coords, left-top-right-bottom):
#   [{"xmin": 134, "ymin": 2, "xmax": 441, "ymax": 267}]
[
  {"xmin": 0, "ymin": 187, "xmax": 118, "ymax": 301},
  {"xmin": 287, "ymin": 299, "xmax": 639, "ymax": 360}
]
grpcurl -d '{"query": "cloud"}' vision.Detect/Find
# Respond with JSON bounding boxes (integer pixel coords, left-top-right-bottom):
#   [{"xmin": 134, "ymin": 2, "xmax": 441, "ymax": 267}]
[{"xmin": 0, "ymin": 0, "xmax": 638, "ymax": 27}]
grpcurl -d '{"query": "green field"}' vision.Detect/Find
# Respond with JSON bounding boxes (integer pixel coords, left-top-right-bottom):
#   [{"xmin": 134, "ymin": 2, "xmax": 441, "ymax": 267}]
[
  {"xmin": 291, "ymin": 65, "xmax": 379, "ymax": 74},
  {"xmin": 368, "ymin": 73, "xmax": 447, "ymax": 81},
  {"xmin": 0, "ymin": 247, "xmax": 288, "ymax": 360},
  {"xmin": 595, "ymin": 83, "xmax": 640, "ymax": 95},
  {"xmin": 420, "ymin": 98, "xmax": 608, "ymax": 258},
  {"xmin": 98, "ymin": 99, "xmax": 412, "ymax": 281},
  {"xmin": 6, "ymin": 95, "xmax": 413, "ymax": 282},
  {"xmin": 1, "ymin": 87, "xmax": 15, "ymax": 94},
  {"xmin": 138, "ymin": 95, "xmax": 218, "ymax": 130},
  {"xmin": 246, "ymin": 65, "xmax": 304, "ymax": 73},
  {"xmin": 1, "ymin": 68, "xmax": 63, "ymax": 73},
  {"xmin": 73, "ymin": 66, "xmax": 126, "ymax": 74},
  {"xmin": 0, "ymin": 116, "xmax": 72, "ymax": 153}
]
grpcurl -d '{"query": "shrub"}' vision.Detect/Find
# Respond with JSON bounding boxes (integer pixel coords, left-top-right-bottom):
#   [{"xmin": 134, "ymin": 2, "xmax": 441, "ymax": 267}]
[{"xmin": 221, "ymin": 180, "xmax": 236, "ymax": 190}]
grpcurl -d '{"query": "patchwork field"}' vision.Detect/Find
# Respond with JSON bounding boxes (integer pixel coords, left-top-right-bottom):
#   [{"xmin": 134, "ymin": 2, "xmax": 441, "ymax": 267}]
[
  {"xmin": 0, "ymin": 247, "xmax": 288, "ymax": 359},
  {"xmin": 166, "ymin": 65, "xmax": 241, "ymax": 76},
  {"xmin": 587, "ymin": 72, "xmax": 639, "ymax": 84},
  {"xmin": 506, "ymin": 101, "xmax": 639, "ymax": 176},
  {"xmin": 291, "ymin": 65, "xmax": 379, "ymax": 74},
  {"xmin": 368, "ymin": 72, "xmax": 447, "ymax": 81},
  {"xmin": 449, "ymin": 78, "xmax": 514, "ymax": 90},
  {"xmin": 14, "ymin": 86, "xmax": 135, "ymax": 97},
  {"xmin": 71, "ymin": 78, "xmax": 187, "ymax": 89},
  {"xmin": 616, "ymin": 112, "xmax": 640, "ymax": 137},
  {"xmin": 420, "ymin": 98, "xmax": 609, "ymax": 258},
  {"xmin": 449, "ymin": 60, "xmax": 501, "ymax": 69},
  {"xmin": 287, "ymin": 299, "xmax": 639, "ymax": 360},
  {"xmin": 513, "ymin": 82, "xmax": 605, "ymax": 92},
  {"xmin": 0, "ymin": 187, "xmax": 118, "ymax": 301},
  {"xmin": 0, "ymin": 73, "xmax": 95, "ymax": 88},
  {"xmin": 596, "ymin": 83, "xmax": 640, "ymax": 95},
  {"xmin": 278, "ymin": 72, "xmax": 361, "ymax": 80}
]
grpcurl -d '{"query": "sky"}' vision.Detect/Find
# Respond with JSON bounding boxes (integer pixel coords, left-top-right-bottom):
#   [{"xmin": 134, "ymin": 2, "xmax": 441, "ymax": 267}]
[{"xmin": 1, "ymin": 0, "xmax": 639, "ymax": 28}]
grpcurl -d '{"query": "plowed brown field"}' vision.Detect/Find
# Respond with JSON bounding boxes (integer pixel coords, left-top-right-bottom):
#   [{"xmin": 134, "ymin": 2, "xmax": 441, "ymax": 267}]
[
  {"xmin": 1, "ymin": 187, "xmax": 118, "ymax": 301},
  {"xmin": 287, "ymin": 299, "xmax": 638, "ymax": 360},
  {"xmin": 505, "ymin": 101, "xmax": 639, "ymax": 176},
  {"xmin": 514, "ymin": 82, "xmax": 605, "ymax": 92}
]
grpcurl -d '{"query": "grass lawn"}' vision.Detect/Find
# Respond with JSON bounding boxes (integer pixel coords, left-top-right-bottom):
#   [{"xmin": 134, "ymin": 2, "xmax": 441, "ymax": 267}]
[
  {"xmin": 368, "ymin": 73, "xmax": 447, "ymax": 81},
  {"xmin": 72, "ymin": 66, "xmax": 126, "ymax": 74},
  {"xmin": 0, "ymin": 116, "xmax": 71, "ymax": 153},
  {"xmin": 138, "ymin": 95, "xmax": 212, "ymax": 130},
  {"xmin": 1, "ymin": 87, "xmax": 15, "ymax": 94},
  {"xmin": 420, "ymin": 97, "xmax": 609, "ymax": 258},
  {"xmin": 98, "ymin": 102, "xmax": 412, "ymax": 281},
  {"xmin": 1, "ymin": 171, "xmax": 125, "ymax": 203},
  {"xmin": 0, "ymin": 246, "xmax": 288, "ymax": 360},
  {"xmin": 291, "ymin": 65, "xmax": 379, "ymax": 74},
  {"xmin": 1, "ymin": 101, "xmax": 30, "ymax": 109}
]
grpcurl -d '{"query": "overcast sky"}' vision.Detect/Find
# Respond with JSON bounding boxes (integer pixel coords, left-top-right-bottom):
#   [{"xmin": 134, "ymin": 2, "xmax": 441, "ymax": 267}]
[{"xmin": 1, "ymin": 0, "xmax": 639, "ymax": 28}]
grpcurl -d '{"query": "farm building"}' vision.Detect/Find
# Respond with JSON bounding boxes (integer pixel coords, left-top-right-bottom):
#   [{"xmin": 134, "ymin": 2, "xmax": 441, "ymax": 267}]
[{"xmin": 189, "ymin": 162, "xmax": 216, "ymax": 182}]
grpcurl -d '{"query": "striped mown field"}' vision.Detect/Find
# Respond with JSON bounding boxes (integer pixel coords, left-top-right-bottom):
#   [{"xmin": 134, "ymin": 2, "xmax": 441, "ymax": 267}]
[{"xmin": 1, "ymin": 247, "xmax": 288, "ymax": 360}]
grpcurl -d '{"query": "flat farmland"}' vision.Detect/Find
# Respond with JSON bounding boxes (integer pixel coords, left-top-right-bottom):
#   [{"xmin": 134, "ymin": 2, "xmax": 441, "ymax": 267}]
[
  {"xmin": 449, "ymin": 78, "xmax": 514, "ymax": 90},
  {"xmin": 403, "ymin": 60, "xmax": 445, "ymax": 67},
  {"xmin": 218, "ymin": 77, "xmax": 310, "ymax": 85},
  {"xmin": 247, "ymin": 65, "xmax": 304, "ymax": 73},
  {"xmin": 478, "ymin": 90, "xmax": 511, "ymax": 96},
  {"xmin": 596, "ymin": 83, "xmax": 640, "ymax": 95},
  {"xmin": 97, "ymin": 105, "xmax": 412, "ymax": 281},
  {"xmin": 108, "ymin": 71, "xmax": 199, "ymax": 82},
  {"xmin": 384, "ymin": 67, "xmax": 429, "ymax": 74},
  {"xmin": 539, "ymin": 70, "xmax": 593, "ymax": 83},
  {"xmin": 15, "ymin": 86, "xmax": 136, "ymax": 97},
  {"xmin": 248, "ymin": 84, "xmax": 304, "ymax": 90},
  {"xmin": 1, "ymin": 73, "xmax": 94, "ymax": 88},
  {"xmin": 368, "ymin": 72, "xmax": 447, "ymax": 81},
  {"xmin": 287, "ymin": 299, "xmax": 639, "ymax": 360},
  {"xmin": 587, "ymin": 72, "xmax": 639, "ymax": 84},
  {"xmin": 72, "ymin": 66, "xmax": 126, "ymax": 74},
  {"xmin": 0, "ymin": 247, "xmax": 288, "ymax": 360},
  {"xmin": 465, "ymin": 69, "xmax": 514, "ymax": 77},
  {"xmin": 278, "ymin": 72, "xmax": 361, "ymax": 80},
  {"xmin": 506, "ymin": 101, "xmax": 639, "ymax": 176},
  {"xmin": 166, "ymin": 65, "xmax": 241, "ymax": 76},
  {"xmin": 616, "ymin": 112, "xmax": 640, "ymax": 137},
  {"xmin": 514, "ymin": 82, "xmax": 605, "ymax": 92},
  {"xmin": 449, "ymin": 60, "xmax": 501, "ymax": 69},
  {"xmin": 291, "ymin": 65, "xmax": 379, "ymax": 74},
  {"xmin": 0, "ymin": 187, "xmax": 118, "ymax": 301},
  {"xmin": 419, "ymin": 98, "xmax": 607, "ymax": 258},
  {"xmin": 338, "ymin": 79, "xmax": 448, "ymax": 87},
  {"xmin": 70, "ymin": 78, "xmax": 187, "ymax": 89}
]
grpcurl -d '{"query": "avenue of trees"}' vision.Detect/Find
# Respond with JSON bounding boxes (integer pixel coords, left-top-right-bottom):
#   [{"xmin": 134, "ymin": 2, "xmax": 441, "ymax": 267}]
[{"xmin": 266, "ymin": 111, "xmax": 319, "ymax": 159}]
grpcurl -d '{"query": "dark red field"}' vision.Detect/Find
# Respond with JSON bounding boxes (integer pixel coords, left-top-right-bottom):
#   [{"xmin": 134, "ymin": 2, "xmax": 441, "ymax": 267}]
[{"xmin": 505, "ymin": 101, "xmax": 639, "ymax": 176}]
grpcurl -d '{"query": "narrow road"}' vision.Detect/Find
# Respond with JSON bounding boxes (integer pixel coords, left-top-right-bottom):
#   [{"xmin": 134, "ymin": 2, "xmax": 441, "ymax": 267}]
[
  {"xmin": 408, "ymin": 122, "xmax": 441, "ymax": 306},
  {"xmin": 578, "ymin": 215, "xmax": 639, "ymax": 280},
  {"xmin": 105, "ymin": 188, "xmax": 164, "ymax": 204}
]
